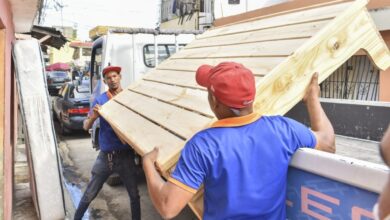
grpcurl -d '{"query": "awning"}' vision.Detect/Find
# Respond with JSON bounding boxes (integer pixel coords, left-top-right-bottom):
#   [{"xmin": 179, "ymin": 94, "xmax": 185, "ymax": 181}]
[
  {"xmin": 26, "ymin": 25, "xmax": 68, "ymax": 49},
  {"xmin": 46, "ymin": 62, "xmax": 70, "ymax": 71}
]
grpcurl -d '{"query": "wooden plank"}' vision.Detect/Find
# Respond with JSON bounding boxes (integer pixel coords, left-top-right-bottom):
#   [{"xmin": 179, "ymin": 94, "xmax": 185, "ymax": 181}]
[
  {"xmin": 143, "ymin": 70, "xmax": 204, "ymax": 90},
  {"xmin": 197, "ymin": 1, "xmax": 351, "ymax": 39},
  {"xmin": 113, "ymin": 91, "xmax": 211, "ymax": 139},
  {"xmin": 157, "ymin": 57, "xmax": 284, "ymax": 76},
  {"xmin": 186, "ymin": 20, "xmax": 329, "ymax": 49},
  {"xmin": 171, "ymin": 38, "xmax": 307, "ymax": 59},
  {"xmin": 143, "ymin": 70, "xmax": 263, "ymax": 90},
  {"xmin": 254, "ymin": 5, "xmax": 390, "ymax": 116},
  {"xmin": 99, "ymin": 100, "xmax": 186, "ymax": 171},
  {"xmin": 128, "ymin": 80, "xmax": 213, "ymax": 117}
]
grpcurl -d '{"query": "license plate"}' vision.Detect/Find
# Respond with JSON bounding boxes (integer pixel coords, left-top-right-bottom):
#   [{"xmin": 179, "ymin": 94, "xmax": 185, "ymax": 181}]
[{"xmin": 56, "ymin": 86, "xmax": 61, "ymax": 88}]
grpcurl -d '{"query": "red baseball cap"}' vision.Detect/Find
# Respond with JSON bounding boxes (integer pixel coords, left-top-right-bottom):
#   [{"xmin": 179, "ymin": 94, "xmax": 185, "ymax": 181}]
[
  {"xmin": 196, "ymin": 62, "xmax": 256, "ymax": 108},
  {"xmin": 102, "ymin": 66, "xmax": 121, "ymax": 76}
]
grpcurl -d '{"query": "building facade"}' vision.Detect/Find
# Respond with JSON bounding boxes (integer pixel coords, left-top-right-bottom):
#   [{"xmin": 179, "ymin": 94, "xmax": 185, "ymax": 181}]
[{"xmin": 0, "ymin": 0, "xmax": 40, "ymax": 219}]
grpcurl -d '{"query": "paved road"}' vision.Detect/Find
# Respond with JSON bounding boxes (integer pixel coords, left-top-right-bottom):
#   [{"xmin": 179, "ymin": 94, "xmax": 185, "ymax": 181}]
[{"xmin": 57, "ymin": 125, "xmax": 197, "ymax": 220}]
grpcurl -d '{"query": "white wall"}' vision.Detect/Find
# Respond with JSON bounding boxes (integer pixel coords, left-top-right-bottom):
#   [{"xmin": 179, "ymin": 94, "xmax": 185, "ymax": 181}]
[{"xmin": 214, "ymin": 0, "xmax": 288, "ymax": 19}]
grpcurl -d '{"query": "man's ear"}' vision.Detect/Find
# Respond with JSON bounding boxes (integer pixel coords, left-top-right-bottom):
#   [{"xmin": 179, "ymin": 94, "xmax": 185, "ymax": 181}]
[{"xmin": 210, "ymin": 93, "xmax": 218, "ymax": 109}]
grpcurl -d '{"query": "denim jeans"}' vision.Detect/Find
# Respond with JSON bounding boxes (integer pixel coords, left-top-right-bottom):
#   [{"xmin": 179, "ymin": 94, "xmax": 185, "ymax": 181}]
[{"xmin": 74, "ymin": 150, "xmax": 140, "ymax": 220}]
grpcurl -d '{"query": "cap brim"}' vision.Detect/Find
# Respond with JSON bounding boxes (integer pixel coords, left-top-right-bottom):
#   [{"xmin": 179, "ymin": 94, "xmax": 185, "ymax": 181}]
[
  {"xmin": 103, "ymin": 66, "xmax": 121, "ymax": 75},
  {"xmin": 196, "ymin": 64, "xmax": 213, "ymax": 87}
]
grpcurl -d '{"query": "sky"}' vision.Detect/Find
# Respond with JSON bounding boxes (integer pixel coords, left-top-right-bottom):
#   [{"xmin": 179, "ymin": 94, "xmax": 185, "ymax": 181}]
[{"xmin": 41, "ymin": 0, "xmax": 160, "ymax": 41}]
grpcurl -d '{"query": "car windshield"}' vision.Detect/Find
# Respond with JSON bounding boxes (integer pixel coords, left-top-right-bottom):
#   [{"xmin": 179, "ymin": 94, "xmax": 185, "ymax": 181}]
[
  {"xmin": 49, "ymin": 71, "xmax": 68, "ymax": 77},
  {"xmin": 69, "ymin": 86, "xmax": 90, "ymax": 99}
]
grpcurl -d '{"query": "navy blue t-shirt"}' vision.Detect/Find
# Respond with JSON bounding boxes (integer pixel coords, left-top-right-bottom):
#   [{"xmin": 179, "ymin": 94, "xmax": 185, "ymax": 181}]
[{"xmin": 91, "ymin": 92, "xmax": 128, "ymax": 152}]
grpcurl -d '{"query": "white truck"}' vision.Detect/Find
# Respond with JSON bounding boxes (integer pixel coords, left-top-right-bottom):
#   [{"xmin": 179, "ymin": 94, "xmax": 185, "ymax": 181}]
[{"xmin": 88, "ymin": 28, "xmax": 202, "ymax": 150}]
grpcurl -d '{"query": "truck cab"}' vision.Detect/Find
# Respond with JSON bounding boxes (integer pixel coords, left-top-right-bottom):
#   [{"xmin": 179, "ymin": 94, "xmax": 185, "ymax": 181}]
[{"xmin": 89, "ymin": 29, "xmax": 201, "ymax": 149}]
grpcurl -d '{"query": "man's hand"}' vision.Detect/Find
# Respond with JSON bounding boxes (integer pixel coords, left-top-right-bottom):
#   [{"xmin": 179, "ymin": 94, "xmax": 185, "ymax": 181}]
[
  {"xmin": 142, "ymin": 146, "xmax": 193, "ymax": 219},
  {"xmin": 143, "ymin": 147, "xmax": 159, "ymax": 167},
  {"xmin": 83, "ymin": 104, "xmax": 101, "ymax": 131},
  {"xmin": 303, "ymin": 72, "xmax": 320, "ymax": 104},
  {"xmin": 90, "ymin": 104, "xmax": 101, "ymax": 120},
  {"xmin": 303, "ymin": 72, "xmax": 335, "ymax": 153}
]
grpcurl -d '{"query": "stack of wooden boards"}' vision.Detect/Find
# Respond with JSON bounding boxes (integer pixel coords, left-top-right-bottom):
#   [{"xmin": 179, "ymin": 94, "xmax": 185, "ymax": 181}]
[{"xmin": 99, "ymin": 0, "xmax": 390, "ymax": 218}]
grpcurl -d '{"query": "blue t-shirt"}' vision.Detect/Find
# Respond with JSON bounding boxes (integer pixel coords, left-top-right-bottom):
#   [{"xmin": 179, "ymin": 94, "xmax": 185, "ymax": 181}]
[
  {"xmin": 169, "ymin": 114, "xmax": 316, "ymax": 220},
  {"xmin": 91, "ymin": 92, "xmax": 128, "ymax": 152}
]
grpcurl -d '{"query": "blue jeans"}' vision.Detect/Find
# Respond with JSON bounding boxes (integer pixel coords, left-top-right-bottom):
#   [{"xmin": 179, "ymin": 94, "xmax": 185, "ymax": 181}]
[{"xmin": 74, "ymin": 150, "xmax": 140, "ymax": 220}]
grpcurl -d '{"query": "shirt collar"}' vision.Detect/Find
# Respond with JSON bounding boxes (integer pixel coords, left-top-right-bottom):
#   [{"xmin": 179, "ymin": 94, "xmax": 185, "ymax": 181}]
[
  {"xmin": 211, "ymin": 112, "xmax": 261, "ymax": 128},
  {"xmin": 106, "ymin": 90, "xmax": 114, "ymax": 100}
]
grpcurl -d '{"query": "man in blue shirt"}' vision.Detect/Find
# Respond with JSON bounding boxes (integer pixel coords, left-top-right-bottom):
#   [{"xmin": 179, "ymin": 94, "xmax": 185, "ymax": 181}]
[
  {"xmin": 143, "ymin": 62, "xmax": 335, "ymax": 219},
  {"xmin": 74, "ymin": 66, "xmax": 141, "ymax": 220}
]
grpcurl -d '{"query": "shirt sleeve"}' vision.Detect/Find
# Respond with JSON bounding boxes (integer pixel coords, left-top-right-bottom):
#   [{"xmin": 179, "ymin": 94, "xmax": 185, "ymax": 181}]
[
  {"xmin": 281, "ymin": 117, "xmax": 317, "ymax": 151},
  {"xmin": 169, "ymin": 137, "xmax": 208, "ymax": 193}
]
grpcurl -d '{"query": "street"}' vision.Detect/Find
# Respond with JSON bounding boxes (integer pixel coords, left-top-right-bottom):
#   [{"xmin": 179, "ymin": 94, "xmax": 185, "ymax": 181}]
[{"xmin": 55, "ymin": 121, "xmax": 197, "ymax": 220}]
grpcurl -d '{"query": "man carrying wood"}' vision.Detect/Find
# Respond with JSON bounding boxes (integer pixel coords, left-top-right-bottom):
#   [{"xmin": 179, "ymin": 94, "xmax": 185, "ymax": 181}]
[
  {"xmin": 74, "ymin": 66, "xmax": 141, "ymax": 220},
  {"xmin": 143, "ymin": 62, "xmax": 335, "ymax": 219}
]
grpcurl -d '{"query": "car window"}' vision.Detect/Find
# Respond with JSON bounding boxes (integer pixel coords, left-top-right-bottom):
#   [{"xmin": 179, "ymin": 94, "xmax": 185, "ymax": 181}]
[
  {"xmin": 50, "ymin": 71, "xmax": 68, "ymax": 77},
  {"xmin": 143, "ymin": 44, "xmax": 186, "ymax": 68},
  {"xmin": 69, "ymin": 86, "xmax": 90, "ymax": 99}
]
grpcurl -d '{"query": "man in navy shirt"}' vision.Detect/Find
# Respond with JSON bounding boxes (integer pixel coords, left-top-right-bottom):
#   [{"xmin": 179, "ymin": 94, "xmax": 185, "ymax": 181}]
[
  {"xmin": 143, "ymin": 62, "xmax": 335, "ymax": 219},
  {"xmin": 74, "ymin": 66, "xmax": 140, "ymax": 220}
]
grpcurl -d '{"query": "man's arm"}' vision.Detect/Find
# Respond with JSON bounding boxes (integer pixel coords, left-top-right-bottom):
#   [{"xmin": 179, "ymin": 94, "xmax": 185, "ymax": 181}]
[
  {"xmin": 83, "ymin": 104, "xmax": 100, "ymax": 131},
  {"xmin": 303, "ymin": 73, "xmax": 335, "ymax": 153},
  {"xmin": 143, "ymin": 148, "xmax": 194, "ymax": 219}
]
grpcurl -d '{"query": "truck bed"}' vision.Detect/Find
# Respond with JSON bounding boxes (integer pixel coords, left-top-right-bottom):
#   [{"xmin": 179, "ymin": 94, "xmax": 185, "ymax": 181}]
[{"xmin": 336, "ymin": 135, "xmax": 384, "ymax": 165}]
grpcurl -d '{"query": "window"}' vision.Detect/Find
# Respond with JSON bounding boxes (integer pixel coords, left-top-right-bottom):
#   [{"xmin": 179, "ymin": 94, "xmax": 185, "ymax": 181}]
[
  {"xmin": 73, "ymin": 48, "xmax": 80, "ymax": 60},
  {"xmin": 49, "ymin": 71, "xmax": 68, "ymax": 77},
  {"xmin": 91, "ymin": 47, "xmax": 102, "ymax": 91},
  {"xmin": 228, "ymin": 0, "xmax": 240, "ymax": 4},
  {"xmin": 143, "ymin": 44, "xmax": 186, "ymax": 68},
  {"xmin": 68, "ymin": 86, "xmax": 90, "ymax": 99},
  {"xmin": 82, "ymin": 48, "xmax": 92, "ymax": 57}
]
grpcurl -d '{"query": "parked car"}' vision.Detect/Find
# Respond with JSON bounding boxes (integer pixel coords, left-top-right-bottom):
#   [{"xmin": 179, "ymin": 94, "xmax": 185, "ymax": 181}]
[
  {"xmin": 46, "ymin": 71, "xmax": 71, "ymax": 95},
  {"xmin": 53, "ymin": 82, "xmax": 90, "ymax": 134}
]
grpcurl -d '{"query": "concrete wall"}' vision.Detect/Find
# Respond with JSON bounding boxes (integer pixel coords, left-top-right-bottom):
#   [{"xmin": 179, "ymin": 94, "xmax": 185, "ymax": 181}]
[
  {"xmin": 49, "ymin": 42, "xmax": 74, "ymax": 64},
  {"xmin": 0, "ymin": 0, "xmax": 16, "ymax": 219}
]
